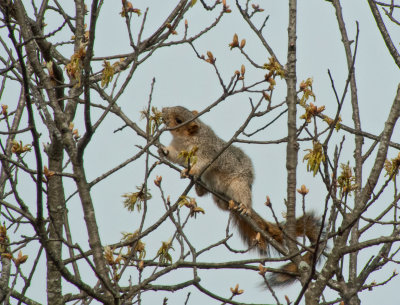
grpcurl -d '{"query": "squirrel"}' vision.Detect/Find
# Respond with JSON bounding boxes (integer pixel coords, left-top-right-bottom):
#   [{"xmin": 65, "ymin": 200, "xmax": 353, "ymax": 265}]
[{"xmin": 159, "ymin": 105, "xmax": 323, "ymax": 286}]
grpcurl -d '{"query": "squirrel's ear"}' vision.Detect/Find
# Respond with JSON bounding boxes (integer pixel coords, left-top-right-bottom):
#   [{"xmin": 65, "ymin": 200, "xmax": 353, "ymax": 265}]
[
  {"xmin": 187, "ymin": 122, "xmax": 199, "ymax": 135},
  {"xmin": 191, "ymin": 110, "xmax": 199, "ymax": 116}
]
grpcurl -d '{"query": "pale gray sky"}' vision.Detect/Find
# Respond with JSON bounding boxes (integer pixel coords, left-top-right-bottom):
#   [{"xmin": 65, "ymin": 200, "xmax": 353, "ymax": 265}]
[{"xmin": 2, "ymin": 0, "xmax": 400, "ymax": 304}]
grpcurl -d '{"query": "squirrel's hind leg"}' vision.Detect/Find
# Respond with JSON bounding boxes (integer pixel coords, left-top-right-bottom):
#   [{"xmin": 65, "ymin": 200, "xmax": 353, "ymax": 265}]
[
  {"xmin": 208, "ymin": 177, "xmax": 252, "ymax": 211},
  {"xmin": 225, "ymin": 177, "xmax": 253, "ymax": 210}
]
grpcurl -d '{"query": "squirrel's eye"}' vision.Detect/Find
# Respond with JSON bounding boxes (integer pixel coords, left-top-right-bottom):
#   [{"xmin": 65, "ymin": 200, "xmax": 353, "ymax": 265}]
[{"xmin": 175, "ymin": 118, "xmax": 182, "ymax": 124}]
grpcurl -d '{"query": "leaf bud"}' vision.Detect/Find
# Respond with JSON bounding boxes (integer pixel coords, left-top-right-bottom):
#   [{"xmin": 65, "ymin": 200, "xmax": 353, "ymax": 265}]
[
  {"xmin": 297, "ymin": 184, "xmax": 309, "ymax": 195},
  {"xmin": 241, "ymin": 64, "xmax": 245, "ymax": 76}
]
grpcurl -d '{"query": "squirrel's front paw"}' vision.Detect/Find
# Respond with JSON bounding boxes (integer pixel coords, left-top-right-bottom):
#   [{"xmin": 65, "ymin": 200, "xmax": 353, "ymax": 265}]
[
  {"xmin": 180, "ymin": 168, "xmax": 189, "ymax": 179},
  {"xmin": 158, "ymin": 145, "xmax": 169, "ymax": 157}
]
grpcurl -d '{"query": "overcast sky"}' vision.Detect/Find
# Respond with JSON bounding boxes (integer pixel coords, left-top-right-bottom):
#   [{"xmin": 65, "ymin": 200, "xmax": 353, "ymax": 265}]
[{"xmin": 2, "ymin": 0, "xmax": 400, "ymax": 304}]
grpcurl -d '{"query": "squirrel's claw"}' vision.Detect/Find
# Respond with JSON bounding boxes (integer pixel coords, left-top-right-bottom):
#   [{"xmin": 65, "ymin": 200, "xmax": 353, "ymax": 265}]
[
  {"xmin": 238, "ymin": 203, "xmax": 251, "ymax": 215},
  {"xmin": 158, "ymin": 145, "xmax": 169, "ymax": 157},
  {"xmin": 180, "ymin": 168, "xmax": 189, "ymax": 179},
  {"xmin": 228, "ymin": 201, "xmax": 251, "ymax": 215}
]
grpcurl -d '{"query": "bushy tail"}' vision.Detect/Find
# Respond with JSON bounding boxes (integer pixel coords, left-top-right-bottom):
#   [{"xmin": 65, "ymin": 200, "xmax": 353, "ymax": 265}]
[
  {"xmin": 267, "ymin": 251, "xmax": 315, "ymax": 286},
  {"xmin": 232, "ymin": 211, "xmax": 324, "ymax": 286}
]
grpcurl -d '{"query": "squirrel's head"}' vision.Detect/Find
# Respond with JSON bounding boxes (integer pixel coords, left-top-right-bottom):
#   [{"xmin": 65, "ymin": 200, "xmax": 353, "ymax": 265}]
[{"xmin": 162, "ymin": 106, "xmax": 199, "ymax": 137}]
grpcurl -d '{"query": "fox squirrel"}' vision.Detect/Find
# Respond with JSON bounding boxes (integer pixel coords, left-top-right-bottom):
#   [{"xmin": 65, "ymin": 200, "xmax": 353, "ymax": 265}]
[{"xmin": 159, "ymin": 106, "xmax": 322, "ymax": 286}]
